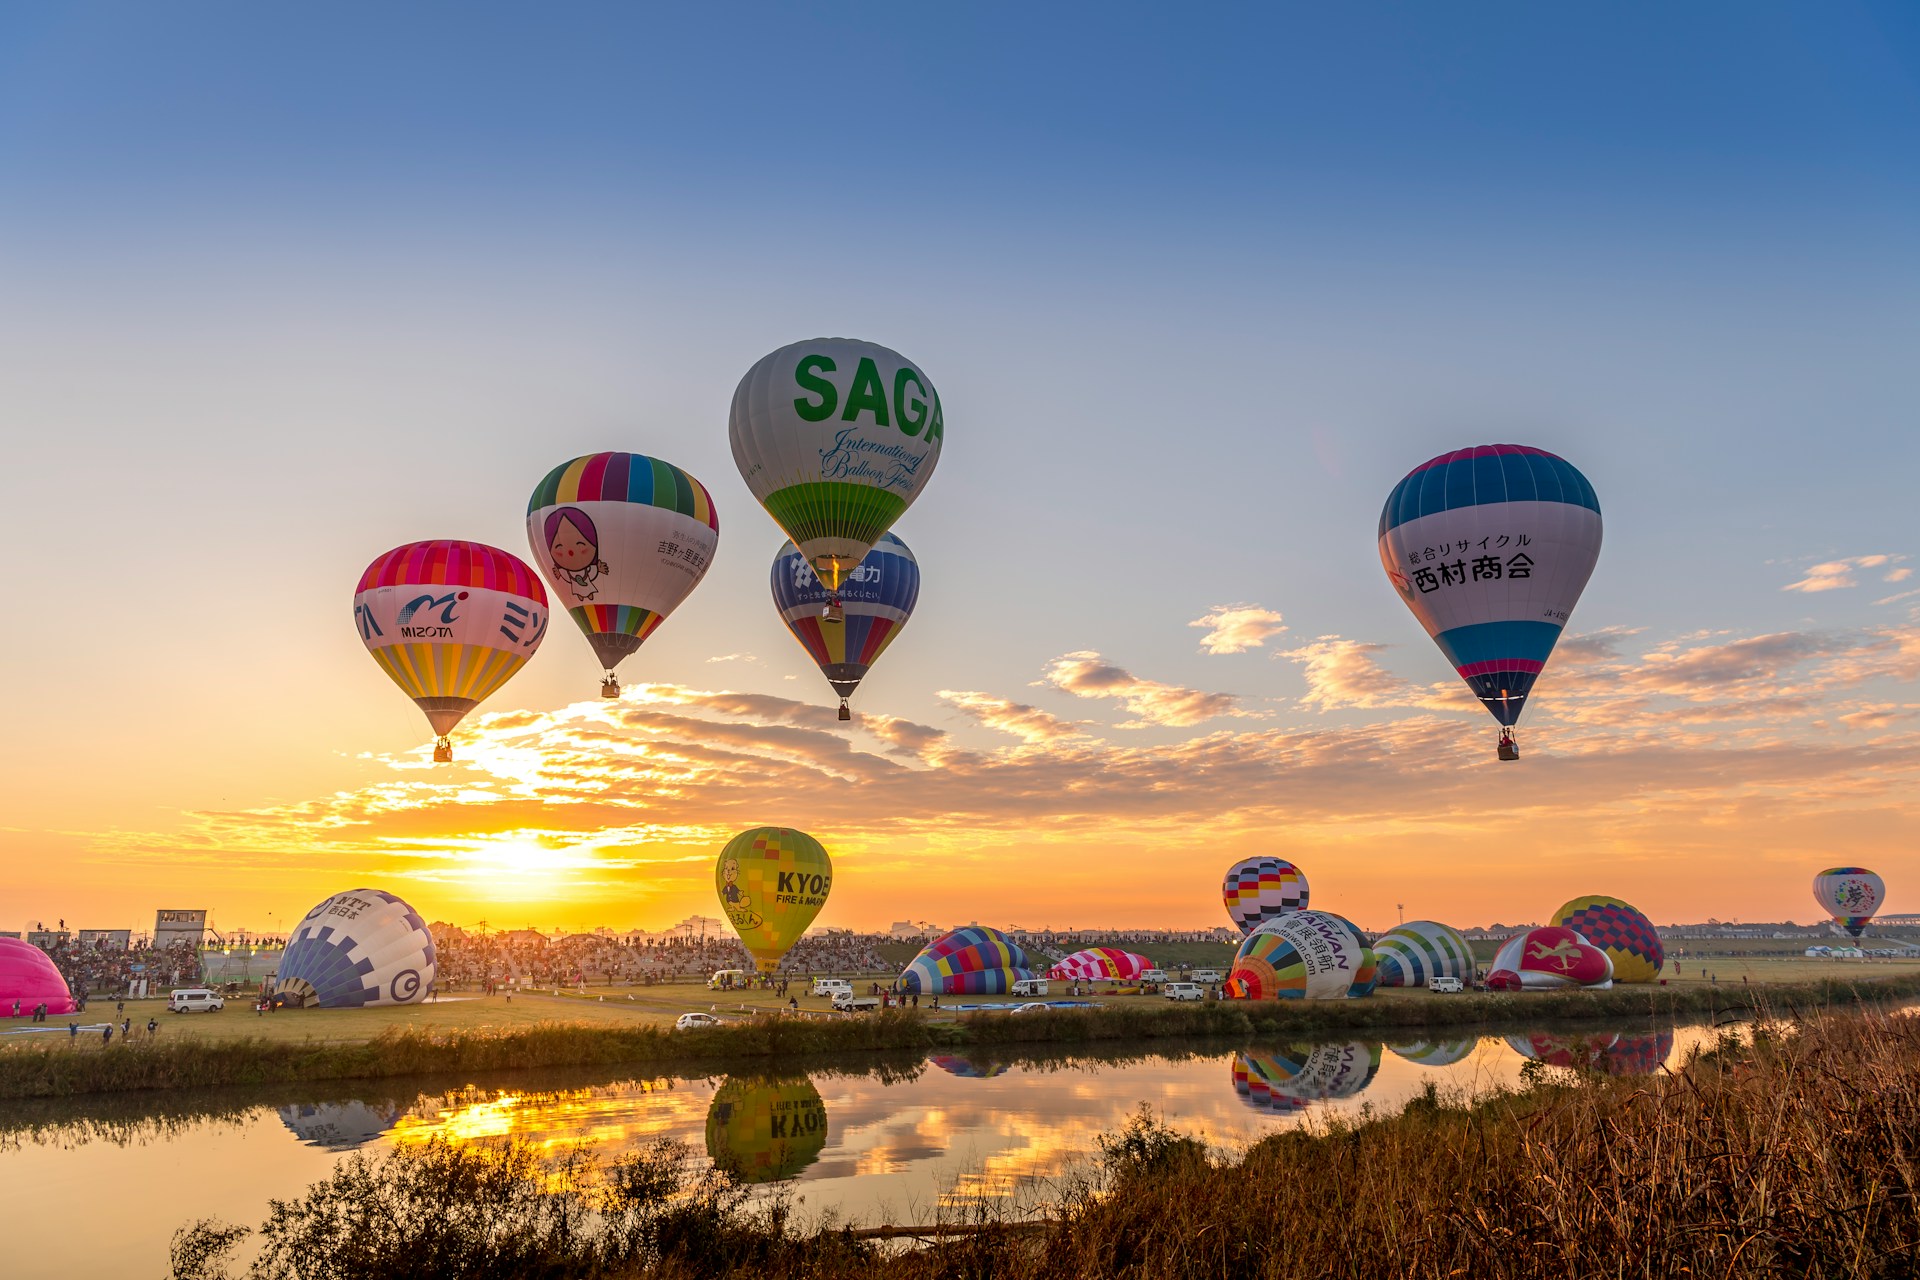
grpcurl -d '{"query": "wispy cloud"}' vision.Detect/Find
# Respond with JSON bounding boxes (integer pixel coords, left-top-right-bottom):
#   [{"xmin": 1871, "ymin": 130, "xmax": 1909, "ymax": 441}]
[
  {"xmin": 1189, "ymin": 604, "xmax": 1288, "ymax": 654},
  {"xmin": 1278, "ymin": 636, "xmax": 1470, "ymax": 713},
  {"xmin": 937, "ymin": 690, "xmax": 1090, "ymax": 745},
  {"xmin": 705, "ymin": 652, "xmax": 761, "ymax": 664},
  {"xmin": 1039, "ymin": 651, "xmax": 1253, "ymax": 727},
  {"xmin": 1782, "ymin": 554, "xmax": 1907, "ymax": 593}
]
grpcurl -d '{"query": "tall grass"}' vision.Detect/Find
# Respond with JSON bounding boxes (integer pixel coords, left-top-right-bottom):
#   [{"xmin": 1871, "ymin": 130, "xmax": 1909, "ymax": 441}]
[{"xmin": 172, "ymin": 1005, "xmax": 1920, "ymax": 1279}]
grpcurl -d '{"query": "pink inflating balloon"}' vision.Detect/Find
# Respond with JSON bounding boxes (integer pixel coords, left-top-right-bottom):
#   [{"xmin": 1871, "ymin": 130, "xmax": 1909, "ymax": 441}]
[{"xmin": 0, "ymin": 937, "xmax": 77, "ymax": 1017}]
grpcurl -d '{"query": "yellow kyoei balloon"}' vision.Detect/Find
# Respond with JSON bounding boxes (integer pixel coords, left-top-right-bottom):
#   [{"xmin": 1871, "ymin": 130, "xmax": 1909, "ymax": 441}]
[{"xmin": 716, "ymin": 828, "xmax": 833, "ymax": 973}]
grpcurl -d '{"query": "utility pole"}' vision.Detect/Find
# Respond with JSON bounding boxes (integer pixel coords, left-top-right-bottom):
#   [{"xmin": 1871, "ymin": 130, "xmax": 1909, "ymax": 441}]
[{"xmin": 1397, "ymin": 903, "xmax": 1405, "ymax": 926}]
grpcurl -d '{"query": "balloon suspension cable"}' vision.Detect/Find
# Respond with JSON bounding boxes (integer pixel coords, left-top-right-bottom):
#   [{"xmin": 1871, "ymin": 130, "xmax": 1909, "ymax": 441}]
[
  {"xmin": 433, "ymin": 737, "xmax": 453, "ymax": 764},
  {"xmin": 601, "ymin": 674, "xmax": 621, "ymax": 699},
  {"xmin": 822, "ymin": 595, "xmax": 845, "ymax": 624},
  {"xmin": 838, "ymin": 699, "xmax": 851, "ymax": 722}
]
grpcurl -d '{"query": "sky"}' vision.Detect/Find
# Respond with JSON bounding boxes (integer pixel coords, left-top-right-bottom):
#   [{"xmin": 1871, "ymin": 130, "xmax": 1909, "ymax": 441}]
[{"xmin": 2, "ymin": 3, "xmax": 1918, "ymax": 937}]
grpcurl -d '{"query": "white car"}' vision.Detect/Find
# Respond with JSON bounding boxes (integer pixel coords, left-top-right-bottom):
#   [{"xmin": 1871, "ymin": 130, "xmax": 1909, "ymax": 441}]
[
  {"xmin": 676, "ymin": 1012, "xmax": 725, "ymax": 1030},
  {"xmin": 167, "ymin": 988, "xmax": 224, "ymax": 1013},
  {"xmin": 1188, "ymin": 969, "xmax": 1223, "ymax": 984},
  {"xmin": 810, "ymin": 979, "xmax": 853, "ymax": 998},
  {"xmin": 1010, "ymin": 1002, "xmax": 1051, "ymax": 1014},
  {"xmin": 1140, "ymin": 968, "xmax": 1170, "ymax": 983},
  {"xmin": 1427, "ymin": 977, "xmax": 1465, "ymax": 994},
  {"xmin": 1009, "ymin": 978, "xmax": 1050, "ymax": 997},
  {"xmin": 1163, "ymin": 983, "xmax": 1205, "ymax": 1001}
]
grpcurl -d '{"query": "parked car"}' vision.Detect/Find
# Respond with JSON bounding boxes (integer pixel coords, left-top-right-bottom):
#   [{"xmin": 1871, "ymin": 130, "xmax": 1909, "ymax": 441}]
[
  {"xmin": 676, "ymin": 1012, "xmax": 725, "ymax": 1030},
  {"xmin": 1163, "ymin": 983, "xmax": 1205, "ymax": 1001},
  {"xmin": 1427, "ymin": 976, "xmax": 1465, "ymax": 994},
  {"xmin": 1140, "ymin": 968, "xmax": 1170, "ymax": 983},
  {"xmin": 167, "ymin": 988, "xmax": 224, "ymax": 1013},
  {"xmin": 1187, "ymin": 969, "xmax": 1223, "ymax": 984},
  {"xmin": 1009, "ymin": 978, "xmax": 1050, "ymax": 997},
  {"xmin": 1010, "ymin": 1001, "xmax": 1051, "ymax": 1014},
  {"xmin": 810, "ymin": 978, "xmax": 853, "ymax": 998},
  {"xmin": 832, "ymin": 995, "xmax": 882, "ymax": 1013},
  {"xmin": 707, "ymin": 969, "xmax": 750, "ymax": 990}
]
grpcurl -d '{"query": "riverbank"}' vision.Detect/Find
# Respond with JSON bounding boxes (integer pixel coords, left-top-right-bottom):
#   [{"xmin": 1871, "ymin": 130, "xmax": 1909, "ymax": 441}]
[{"xmin": 8, "ymin": 971, "xmax": 1917, "ymax": 1100}]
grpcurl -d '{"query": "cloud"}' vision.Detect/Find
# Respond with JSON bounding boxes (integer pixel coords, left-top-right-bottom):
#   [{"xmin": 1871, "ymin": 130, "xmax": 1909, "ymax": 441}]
[
  {"xmin": 705, "ymin": 652, "xmax": 761, "ymax": 664},
  {"xmin": 1189, "ymin": 604, "xmax": 1288, "ymax": 654},
  {"xmin": 1782, "ymin": 554, "xmax": 1906, "ymax": 593},
  {"xmin": 1278, "ymin": 637, "xmax": 1470, "ymax": 713},
  {"xmin": 1039, "ymin": 651, "xmax": 1252, "ymax": 727},
  {"xmin": 937, "ymin": 691, "xmax": 1090, "ymax": 745}
]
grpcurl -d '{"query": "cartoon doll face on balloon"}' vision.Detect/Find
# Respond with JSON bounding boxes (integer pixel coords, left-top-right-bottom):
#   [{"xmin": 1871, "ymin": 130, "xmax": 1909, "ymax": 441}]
[{"xmin": 544, "ymin": 507, "xmax": 608, "ymax": 601}]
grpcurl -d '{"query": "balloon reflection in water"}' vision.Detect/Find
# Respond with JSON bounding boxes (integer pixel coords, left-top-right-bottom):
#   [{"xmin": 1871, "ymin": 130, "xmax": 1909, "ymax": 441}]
[
  {"xmin": 928, "ymin": 1054, "xmax": 1010, "ymax": 1079},
  {"xmin": 705, "ymin": 1077, "xmax": 829, "ymax": 1184},
  {"xmin": 278, "ymin": 1101, "xmax": 401, "ymax": 1150},
  {"xmin": 1232, "ymin": 1043, "xmax": 1382, "ymax": 1113},
  {"xmin": 1386, "ymin": 1038, "xmax": 1478, "ymax": 1067},
  {"xmin": 1509, "ymin": 1029, "xmax": 1676, "ymax": 1076}
]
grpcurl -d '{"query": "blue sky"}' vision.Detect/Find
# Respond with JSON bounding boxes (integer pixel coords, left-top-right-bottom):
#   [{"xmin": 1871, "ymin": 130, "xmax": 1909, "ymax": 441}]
[{"xmin": 3, "ymin": 4, "xmax": 1917, "ymax": 932}]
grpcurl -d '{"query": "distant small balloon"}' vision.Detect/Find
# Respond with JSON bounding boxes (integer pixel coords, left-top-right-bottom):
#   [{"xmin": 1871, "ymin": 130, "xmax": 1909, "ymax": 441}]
[{"xmin": 1812, "ymin": 867, "xmax": 1885, "ymax": 939}]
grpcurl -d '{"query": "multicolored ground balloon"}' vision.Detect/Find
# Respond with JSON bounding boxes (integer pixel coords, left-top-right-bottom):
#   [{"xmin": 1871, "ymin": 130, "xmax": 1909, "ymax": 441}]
[
  {"xmin": 900, "ymin": 926, "xmax": 1035, "ymax": 996},
  {"xmin": 772, "ymin": 532, "xmax": 918, "ymax": 719},
  {"xmin": 1222, "ymin": 857, "xmax": 1309, "ymax": 935},
  {"xmin": 353, "ymin": 540, "xmax": 548, "ymax": 760},
  {"xmin": 1372, "ymin": 920, "xmax": 1475, "ymax": 988},
  {"xmin": 716, "ymin": 828, "xmax": 832, "ymax": 974},
  {"xmin": 1378, "ymin": 445, "xmax": 1602, "ymax": 756},
  {"xmin": 1227, "ymin": 911, "xmax": 1374, "ymax": 1000},
  {"xmin": 705, "ymin": 1076, "xmax": 828, "ymax": 1183},
  {"xmin": 527, "ymin": 452, "xmax": 719, "ymax": 691},
  {"xmin": 1551, "ymin": 895, "xmax": 1664, "ymax": 983},
  {"xmin": 730, "ymin": 338, "xmax": 942, "ymax": 596},
  {"xmin": 275, "ymin": 889, "xmax": 437, "ymax": 1008},
  {"xmin": 0, "ymin": 936, "xmax": 76, "ymax": 1017},
  {"xmin": 1813, "ymin": 867, "xmax": 1885, "ymax": 938},
  {"xmin": 1486, "ymin": 926, "xmax": 1613, "ymax": 991},
  {"xmin": 1048, "ymin": 947, "xmax": 1151, "ymax": 983}
]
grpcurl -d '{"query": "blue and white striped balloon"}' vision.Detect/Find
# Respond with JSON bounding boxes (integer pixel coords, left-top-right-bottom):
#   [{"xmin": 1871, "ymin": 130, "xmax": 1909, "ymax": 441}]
[{"xmin": 276, "ymin": 889, "xmax": 436, "ymax": 1008}]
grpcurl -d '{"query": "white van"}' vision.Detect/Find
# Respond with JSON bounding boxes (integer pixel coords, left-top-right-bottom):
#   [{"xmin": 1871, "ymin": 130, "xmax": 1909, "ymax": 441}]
[
  {"xmin": 1140, "ymin": 968, "xmax": 1170, "ymax": 983},
  {"xmin": 1163, "ymin": 983, "xmax": 1205, "ymax": 1001},
  {"xmin": 707, "ymin": 969, "xmax": 751, "ymax": 990},
  {"xmin": 1427, "ymin": 976, "xmax": 1465, "ymax": 994},
  {"xmin": 167, "ymin": 988, "xmax": 224, "ymax": 1013},
  {"xmin": 1010, "ymin": 978, "xmax": 1050, "ymax": 997},
  {"xmin": 1188, "ymin": 969, "xmax": 1223, "ymax": 984},
  {"xmin": 810, "ymin": 978, "xmax": 853, "ymax": 998}
]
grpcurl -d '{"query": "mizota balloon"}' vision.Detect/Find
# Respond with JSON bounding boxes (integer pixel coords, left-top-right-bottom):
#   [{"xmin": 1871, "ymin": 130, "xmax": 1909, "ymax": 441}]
[
  {"xmin": 730, "ymin": 338, "xmax": 942, "ymax": 620},
  {"xmin": 1378, "ymin": 444, "xmax": 1602, "ymax": 760},
  {"xmin": 527, "ymin": 452, "xmax": 719, "ymax": 698},
  {"xmin": 353, "ymin": 540, "xmax": 549, "ymax": 762},
  {"xmin": 771, "ymin": 532, "xmax": 919, "ymax": 721},
  {"xmin": 716, "ymin": 828, "xmax": 833, "ymax": 973},
  {"xmin": 1813, "ymin": 867, "xmax": 1885, "ymax": 939}
]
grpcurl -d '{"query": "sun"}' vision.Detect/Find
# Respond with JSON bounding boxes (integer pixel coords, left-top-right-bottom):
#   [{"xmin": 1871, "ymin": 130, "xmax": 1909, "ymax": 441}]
[{"xmin": 473, "ymin": 840, "xmax": 576, "ymax": 877}]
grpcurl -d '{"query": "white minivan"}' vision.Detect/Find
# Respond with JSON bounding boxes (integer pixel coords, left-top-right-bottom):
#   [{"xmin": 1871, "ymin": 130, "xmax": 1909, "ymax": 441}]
[
  {"xmin": 167, "ymin": 988, "xmax": 224, "ymax": 1013},
  {"xmin": 1009, "ymin": 978, "xmax": 1050, "ymax": 997},
  {"xmin": 810, "ymin": 978, "xmax": 853, "ymax": 998},
  {"xmin": 1188, "ymin": 969, "xmax": 1223, "ymax": 984},
  {"xmin": 1163, "ymin": 983, "xmax": 1205, "ymax": 1001},
  {"xmin": 1140, "ymin": 968, "xmax": 1170, "ymax": 983},
  {"xmin": 1427, "ymin": 976, "xmax": 1465, "ymax": 994}
]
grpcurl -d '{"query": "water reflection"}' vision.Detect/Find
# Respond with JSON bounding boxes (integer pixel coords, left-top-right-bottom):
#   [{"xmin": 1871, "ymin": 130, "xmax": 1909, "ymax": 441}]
[
  {"xmin": 278, "ymin": 1101, "xmax": 401, "ymax": 1151},
  {"xmin": 705, "ymin": 1076, "xmax": 828, "ymax": 1183},
  {"xmin": 1385, "ymin": 1037, "xmax": 1477, "ymax": 1067},
  {"xmin": 1233, "ymin": 1042, "xmax": 1382, "ymax": 1113},
  {"xmin": 1505, "ymin": 1028, "xmax": 1676, "ymax": 1076},
  {"xmin": 928, "ymin": 1053, "xmax": 1009, "ymax": 1079}
]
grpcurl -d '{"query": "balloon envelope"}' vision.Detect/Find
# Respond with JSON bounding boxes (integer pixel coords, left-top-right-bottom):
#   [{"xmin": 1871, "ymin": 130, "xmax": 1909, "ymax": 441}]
[
  {"xmin": 716, "ymin": 828, "xmax": 832, "ymax": 974},
  {"xmin": 277, "ymin": 889, "xmax": 436, "ymax": 1008},
  {"xmin": 527, "ymin": 452, "xmax": 719, "ymax": 675},
  {"xmin": 1222, "ymin": 857, "xmax": 1310, "ymax": 935},
  {"xmin": 900, "ymin": 926, "xmax": 1034, "ymax": 996},
  {"xmin": 1813, "ymin": 867, "xmax": 1885, "ymax": 938},
  {"xmin": 1378, "ymin": 445, "xmax": 1602, "ymax": 727},
  {"xmin": 1048, "ymin": 948, "xmax": 1151, "ymax": 982},
  {"xmin": 730, "ymin": 338, "xmax": 943, "ymax": 592},
  {"xmin": 772, "ymin": 532, "xmax": 918, "ymax": 702},
  {"xmin": 0, "ymin": 937, "xmax": 77, "ymax": 1017},
  {"xmin": 705, "ymin": 1076, "xmax": 828, "ymax": 1183},
  {"xmin": 1227, "ymin": 911, "xmax": 1374, "ymax": 1000},
  {"xmin": 1372, "ymin": 921, "xmax": 1476, "ymax": 988},
  {"xmin": 1487, "ymin": 927, "xmax": 1613, "ymax": 991},
  {"xmin": 1551, "ymin": 896, "xmax": 1664, "ymax": 983},
  {"xmin": 353, "ymin": 541, "xmax": 548, "ymax": 741}
]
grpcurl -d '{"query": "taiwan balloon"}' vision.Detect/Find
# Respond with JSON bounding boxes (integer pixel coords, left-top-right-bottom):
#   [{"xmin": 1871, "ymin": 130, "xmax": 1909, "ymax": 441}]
[
  {"xmin": 705, "ymin": 1077, "xmax": 828, "ymax": 1183},
  {"xmin": 1223, "ymin": 857, "xmax": 1310, "ymax": 935},
  {"xmin": 1813, "ymin": 867, "xmax": 1885, "ymax": 939},
  {"xmin": 275, "ymin": 890, "xmax": 437, "ymax": 1008},
  {"xmin": 0, "ymin": 936, "xmax": 77, "ymax": 1017},
  {"xmin": 353, "ymin": 540, "xmax": 549, "ymax": 762},
  {"xmin": 1378, "ymin": 445, "xmax": 1602, "ymax": 760},
  {"xmin": 1372, "ymin": 920, "xmax": 1475, "ymax": 988},
  {"xmin": 1226, "ymin": 911, "xmax": 1374, "ymax": 1001},
  {"xmin": 1048, "ymin": 947, "xmax": 1151, "ymax": 983},
  {"xmin": 1550, "ymin": 895, "xmax": 1664, "ymax": 983},
  {"xmin": 772, "ymin": 532, "xmax": 919, "ymax": 721},
  {"xmin": 900, "ymin": 926, "xmax": 1035, "ymax": 996},
  {"xmin": 730, "ymin": 338, "xmax": 943, "ymax": 619},
  {"xmin": 716, "ymin": 828, "xmax": 832, "ymax": 973},
  {"xmin": 1486, "ymin": 927, "xmax": 1612, "ymax": 991},
  {"xmin": 527, "ymin": 452, "xmax": 719, "ymax": 697}
]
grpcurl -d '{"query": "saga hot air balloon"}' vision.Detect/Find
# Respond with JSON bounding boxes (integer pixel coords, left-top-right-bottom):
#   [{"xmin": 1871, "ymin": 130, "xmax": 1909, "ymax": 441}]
[
  {"xmin": 275, "ymin": 889, "xmax": 437, "ymax": 1008},
  {"xmin": 1378, "ymin": 444, "xmax": 1602, "ymax": 760},
  {"xmin": 1486, "ymin": 926, "xmax": 1612, "ymax": 991},
  {"xmin": 716, "ymin": 828, "xmax": 832, "ymax": 974},
  {"xmin": 900, "ymin": 926, "xmax": 1035, "ymax": 996},
  {"xmin": 353, "ymin": 540, "xmax": 548, "ymax": 762},
  {"xmin": 1226, "ymin": 911, "xmax": 1373, "ymax": 1000},
  {"xmin": 0, "ymin": 936, "xmax": 77, "ymax": 1017},
  {"xmin": 772, "ymin": 532, "xmax": 919, "ymax": 721},
  {"xmin": 1550, "ymin": 895, "xmax": 1664, "ymax": 983},
  {"xmin": 1048, "ymin": 947, "xmax": 1152, "ymax": 983},
  {"xmin": 1372, "ymin": 920, "xmax": 1476, "ymax": 988},
  {"xmin": 527, "ymin": 452, "xmax": 719, "ymax": 697},
  {"xmin": 1223, "ymin": 857, "xmax": 1310, "ymax": 935},
  {"xmin": 730, "ymin": 338, "xmax": 943, "ymax": 620},
  {"xmin": 705, "ymin": 1076, "xmax": 828, "ymax": 1183},
  {"xmin": 1813, "ymin": 867, "xmax": 1885, "ymax": 938}
]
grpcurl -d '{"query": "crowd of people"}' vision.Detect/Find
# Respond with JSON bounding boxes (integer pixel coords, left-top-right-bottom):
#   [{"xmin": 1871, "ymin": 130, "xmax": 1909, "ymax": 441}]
[
  {"xmin": 430, "ymin": 928, "xmax": 906, "ymax": 989},
  {"xmin": 41, "ymin": 935, "xmax": 204, "ymax": 999}
]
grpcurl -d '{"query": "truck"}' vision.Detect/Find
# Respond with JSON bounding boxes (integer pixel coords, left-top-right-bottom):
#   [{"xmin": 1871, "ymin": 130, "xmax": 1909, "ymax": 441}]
[{"xmin": 831, "ymin": 994, "xmax": 882, "ymax": 1013}]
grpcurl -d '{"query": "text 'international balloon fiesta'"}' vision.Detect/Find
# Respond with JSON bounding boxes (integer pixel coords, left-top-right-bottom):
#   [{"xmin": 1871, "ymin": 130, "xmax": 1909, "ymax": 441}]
[
  {"xmin": 1048, "ymin": 947, "xmax": 1151, "ymax": 983},
  {"xmin": 1372, "ymin": 920, "xmax": 1475, "ymax": 988},
  {"xmin": 716, "ymin": 828, "xmax": 833, "ymax": 974},
  {"xmin": 1227, "ymin": 911, "xmax": 1375, "ymax": 1000},
  {"xmin": 705, "ymin": 1076, "xmax": 828, "ymax": 1184},
  {"xmin": 1486, "ymin": 926, "xmax": 1613, "ymax": 991},
  {"xmin": 275, "ymin": 889, "xmax": 437, "ymax": 1008},
  {"xmin": 353, "ymin": 540, "xmax": 549, "ymax": 762},
  {"xmin": 772, "ymin": 532, "xmax": 918, "ymax": 721},
  {"xmin": 1378, "ymin": 444, "xmax": 1602, "ymax": 760},
  {"xmin": 0, "ymin": 936, "xmax": 77, "ymax": 1017},
  {"xmin": 527, "ymin": 452, "xmax": 719, "ymax": 697},
  {"xmin": 1551, "ymin": 895, "xmax": 1665, "ymax": 983},
  {"xmin": 900, "ymin": 926, "xmax": 1035, "ymax": 996},
  {"xmin": 731, "ymin": 338, "xmax": 942, "ymax": 611},
  {"xmin": 1813, "ymin": 867, "xmax": 1885, "ymax": 938},
  {"xmin": 1223, "ymin": 857, "xmax": 1310, "ymax": 935}
]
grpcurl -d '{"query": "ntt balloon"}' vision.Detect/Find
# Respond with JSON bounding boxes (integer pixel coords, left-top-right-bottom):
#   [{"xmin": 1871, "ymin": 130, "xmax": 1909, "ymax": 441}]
[
  {"xmin": 772, "ymin": 532, "xmax": 918, "ymax": 721},
  {"xmin": 1223, "ymin": 857, "xmax": 1309, "ymax": 935},
  {"xmin": 1550, "ymin": 895, "xmax": 1664, "ymax": 983},
  {"xmin": 716, "ymin": 828, "xmax": 832, "ymax": 974},
  {"xmin": 276, "ymin": 889, "xmax": 437, "ymax": 1008},
  {"xmin": 353, "ymin": 540, "xmax": 548, "ymax": 762},
  {"xmin": 731, "ymin": 338, "xmax": 942, "ymax": 617},
  {"xmin": 1378, "ymin": 445, "xmax": 1601, "ymax": 760},
  {"xmin": 1813, "ymin": 867, "xmax": 1885, "ymax": 938},
  {"xmin": 527, "ymin": 452, "xmax": 719, "ymax": 698}
]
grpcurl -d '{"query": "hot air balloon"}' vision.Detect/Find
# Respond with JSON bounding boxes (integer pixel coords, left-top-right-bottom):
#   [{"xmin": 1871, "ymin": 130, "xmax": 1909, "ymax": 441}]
[
  {"xmin": 527, "ymin": 452, "xmax": 719, "ymax": 697},
  {"xmin": 1234, "ymin": 1044, "xmax": 1382, "ymax": 1113},
  {"xmin": 1506, "ymin": 1031, "xmax": 1617, "ymax": 1071},
  {"xmin": 730, "ymin": 338, "xmax": 943, "ymax": 620},
  {"xmin": 705, "ymin": 1076, "xmax": 828, "ymax": 1183},
  {"xmin": 1813, "ymin": 867, "xmax": 1885, "ymax": 938},
  {"xmin": 1226, "ymin": 911, "xmax": 1374, "ymax": 1000},
  {"xmin": 1550, "ymin": 896, "xmax": 1664, "ymax": 983},
  {"xmin": 716, "ymin": 828, "xmax": 832, "ymax": 974},
  {"xmin": 1372, "ymin": 921, "xmax": 1476, "ymax": 988},
  {"xmin": 1378, "ymin": 445, "xmax": 1602, "ymax": 760},
  {"xmin": 0, "ymin": 937, "xmax": 77, "ymax": 1017},
  {"xmin": 1387, "ymin": 1038, "xmax": 1478, "ymax": 1067},
  {"xmin": 900, "ymin": 926, "xmax": 1035, "ymax": 996},
  {"xmin": 772, "ymin": 532, "xmax": 918, "ymax": 721},
  {"xmin": 1048, "ymin": 947, "xmax": 1152, "ymax": 983},
  {"xmin": 1486, "ymin": 927, "xmax": 1612, "ymax": 991},
  {"xmin": 278, "ymin": 1101, "xmax": 402, "ymax": 1150},
  {"xmin": 275, "ymin": 889, "xmax": 437, "ymax": 1008},
  {"xmin": 929, "ymin": 1054, "xmax": 1010, "ymax": 1079},
  {"xmin": 353, "ymin": 540, "xmax": 549, "ymax": 762},
  {"xmin": 1223, "ymin": 857, "xmax": 1310, "ymax": 935}
]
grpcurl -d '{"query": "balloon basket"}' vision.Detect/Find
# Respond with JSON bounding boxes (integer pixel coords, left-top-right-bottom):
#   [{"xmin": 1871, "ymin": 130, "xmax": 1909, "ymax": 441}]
[
  {"xmin": 432, "ymin": 739, "xmax": 453, "ymax": 764},
  {"xmin": 822, "ymin": 597, "xmax": 844, "ymax": 624},
  {"xmin": 838, "ymin": 702, "xmax": 851, "ymax": 722},
  {"xmin": 601, "ymin": 677, "xmax": 620, "ymax": 699}
]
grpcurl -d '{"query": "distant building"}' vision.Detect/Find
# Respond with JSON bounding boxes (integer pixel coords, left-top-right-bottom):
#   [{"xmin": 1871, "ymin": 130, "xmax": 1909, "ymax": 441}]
[
  {"xmin": 154, "ymin": 909, "xmax": 209, "ymax": 949},
  {"xmin": 76, "ymin": 929, "xmax": 132, "ymax": 950}
]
